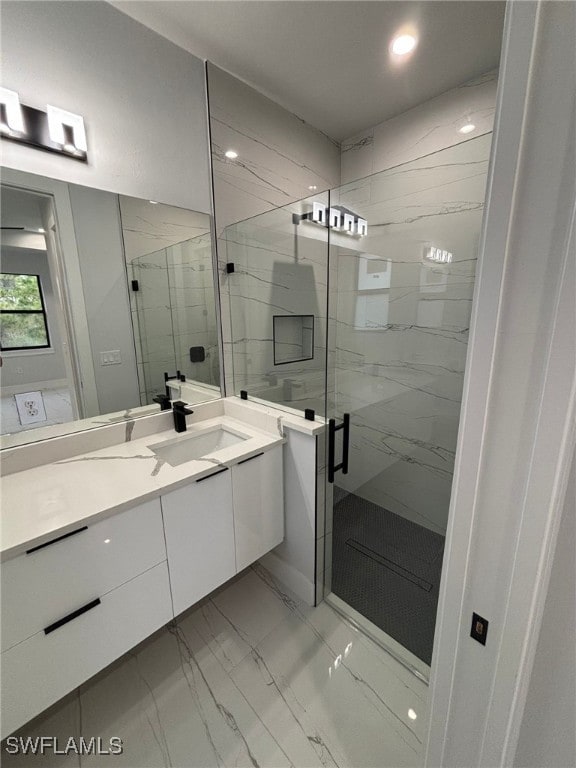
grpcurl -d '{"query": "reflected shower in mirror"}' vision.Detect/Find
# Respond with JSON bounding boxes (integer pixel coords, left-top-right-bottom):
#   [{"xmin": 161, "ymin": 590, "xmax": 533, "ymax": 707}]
[
  {"xmin": 0, "ymin": 172, "xmax": 221, "ymax": 448},
  {"xmin": 120, "ymin": 196, "xmax": 220, "ymax": 406}
]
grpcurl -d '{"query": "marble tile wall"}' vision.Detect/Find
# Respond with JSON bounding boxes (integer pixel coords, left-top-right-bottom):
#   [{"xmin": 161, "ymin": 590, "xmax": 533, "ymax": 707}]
[
  {"xmin": 341, "ymin": 70, "xmax": 498, "ymax": 184},
  {"xmin": 222, "ymin": 195, "xmax": 330, "ymax": 414},
  {"xmin": 214, "ymin": 68, "xmax": 497, "ymax": 598},
  {"xmin": 328, "ymin": 134, "xmax": 493, "ymax": 535},
  {"xmin": 129, "ymin": 235, "xmax": 220, "ymax": 405},
  {"xmin": 206, "ymin": 64, "xmax": 341, "ymax": 397}
]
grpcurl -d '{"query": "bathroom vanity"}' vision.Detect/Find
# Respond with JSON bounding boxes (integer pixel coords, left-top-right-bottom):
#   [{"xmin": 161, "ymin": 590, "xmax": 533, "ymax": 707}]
[{"xmin": 0, "ymin": 397, "xmax": 320, "ymax": 738}]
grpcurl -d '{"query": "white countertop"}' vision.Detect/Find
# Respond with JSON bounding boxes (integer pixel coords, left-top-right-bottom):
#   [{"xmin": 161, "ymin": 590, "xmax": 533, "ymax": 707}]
[{"xmin": 0, "ymin": 414, "xmax": 283, "ymax": 562}]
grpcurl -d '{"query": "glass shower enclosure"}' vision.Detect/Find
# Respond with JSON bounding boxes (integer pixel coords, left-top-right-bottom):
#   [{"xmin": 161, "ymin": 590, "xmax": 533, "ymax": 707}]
[
  {"xmin": 129, "ymin": 232, "xmax": 220, "ymax": 406},
  {"xmin": 224, "ymin": 134, "xmax": 492, "ymax": 673}
]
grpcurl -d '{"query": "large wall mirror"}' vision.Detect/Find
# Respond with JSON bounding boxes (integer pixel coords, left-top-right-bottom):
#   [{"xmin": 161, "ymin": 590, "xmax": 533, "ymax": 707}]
[{"xmin": 0, "ymin": 169, "xmax": 222, "ymax": 448}]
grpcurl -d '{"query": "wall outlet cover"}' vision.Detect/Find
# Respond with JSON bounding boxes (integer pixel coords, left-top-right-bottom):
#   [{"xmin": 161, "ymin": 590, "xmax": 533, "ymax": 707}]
[{"xmin": 15, "ymin": 391, "xmax": 47, "ymax": 425}]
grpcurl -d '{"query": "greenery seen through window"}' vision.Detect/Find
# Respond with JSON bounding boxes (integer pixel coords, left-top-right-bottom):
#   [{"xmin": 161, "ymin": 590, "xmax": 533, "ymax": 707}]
[{"xmin": 0, "ymin": 273, "xmax": 50, "ymax": 349}]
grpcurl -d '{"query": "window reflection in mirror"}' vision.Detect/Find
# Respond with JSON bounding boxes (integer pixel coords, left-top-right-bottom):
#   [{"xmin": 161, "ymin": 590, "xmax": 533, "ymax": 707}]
[{"xmin": 0, "ymin": 175, "xmax": 221, "ymax": 448}]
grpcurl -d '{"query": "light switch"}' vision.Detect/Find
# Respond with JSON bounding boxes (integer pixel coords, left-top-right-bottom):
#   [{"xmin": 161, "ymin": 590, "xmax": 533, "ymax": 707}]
[{"xmin": 100, "ymin": 350, "xmax": 122, "ymax": 366}]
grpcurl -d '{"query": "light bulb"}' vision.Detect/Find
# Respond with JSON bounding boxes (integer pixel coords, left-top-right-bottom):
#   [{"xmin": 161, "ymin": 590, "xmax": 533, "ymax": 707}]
[
  {"xmin": 391, "ymin": 34, "xmax": 417, "ymax": 56},
  {"xmin": 225, "ymin": 150, "xmax": 238, "ymax": 159},
  {"xmin": 459, "ymin": 123, "xmax": 476, "ymax": 134}
]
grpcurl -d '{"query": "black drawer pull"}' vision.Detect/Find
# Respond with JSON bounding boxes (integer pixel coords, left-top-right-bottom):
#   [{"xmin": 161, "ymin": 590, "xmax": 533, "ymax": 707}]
[
  {"xmin": 237, "ymin": 452, "xmax": 264, "ymax": 466},
  {"xmin": 44, "ymin": 598, "xmax": 101, "ymax": 635},
  {"xmin": 196, "ymin": 467, "xmax": 229, "ymax": 483},
  {"xmin": 26, "ymin": 526, "xmax": 88, "ymax": 555}
]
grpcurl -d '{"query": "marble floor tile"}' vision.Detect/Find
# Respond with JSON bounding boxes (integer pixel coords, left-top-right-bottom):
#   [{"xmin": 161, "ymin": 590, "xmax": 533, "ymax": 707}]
[
  {"xmin": 2, "ymin": 566, "xmax": 426, "ymax": 768},
  {"xmin": 229, "ymin": 609, "xmax": 423, "ymax": 768},
  {"xmin": 1, "ymin": 694, "xmax": 81, "ymax": 768}
]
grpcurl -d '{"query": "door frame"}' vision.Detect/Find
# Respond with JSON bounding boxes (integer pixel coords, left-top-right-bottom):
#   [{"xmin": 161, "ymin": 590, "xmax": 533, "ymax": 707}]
[
  {"xmin": 1, "ymin": 168, "xmax": 100, "ymax": 418},
  {"xmin": 425, "ymin": 1, "xmax": 576, "ymax": 765}
]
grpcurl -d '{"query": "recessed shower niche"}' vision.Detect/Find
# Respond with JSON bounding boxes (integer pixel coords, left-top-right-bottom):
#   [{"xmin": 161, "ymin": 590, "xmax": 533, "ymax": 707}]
[{"xmin": 273, "ymin": 314, "xmax": 314, "ymax": 365}]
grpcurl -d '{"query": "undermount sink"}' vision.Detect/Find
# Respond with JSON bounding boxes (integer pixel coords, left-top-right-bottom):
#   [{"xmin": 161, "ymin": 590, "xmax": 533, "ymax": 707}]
[{"xmin": 149, "ymin": 425, "xmax": 250, "ymax": 467}]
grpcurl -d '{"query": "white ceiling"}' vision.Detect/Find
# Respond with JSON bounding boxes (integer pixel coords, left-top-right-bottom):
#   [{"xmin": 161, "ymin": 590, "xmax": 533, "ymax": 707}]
[
  {"xmin": 111, "ymin": 0, "xmax": 505, "ymax": 142},
  {"xmin": 1, "ymin": 187, "xmax": 48, "ymax": 251}
]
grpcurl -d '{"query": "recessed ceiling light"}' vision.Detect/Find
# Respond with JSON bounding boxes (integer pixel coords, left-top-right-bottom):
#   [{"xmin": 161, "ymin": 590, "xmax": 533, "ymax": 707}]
[
  {"xmin": 149, "ymin": 200, "xmax": 158, "ymax": 205},
  {"xmin": 225, "ymin": 150, "xmax": 238, "ymax": 159},
  {"xmin": 308, "ymin": 185, "xmax": 317, "ymax": 191},
  {"xmin": 459, "ymin": 123, "xmax": 476, "ymax": 135},
  {"xmin": 391, "ymin": 33, "xmax": 417, "ymax": 56},
  {"xmin": 408, "ymin": 709, "xmax": 417, "ymax": 721}
]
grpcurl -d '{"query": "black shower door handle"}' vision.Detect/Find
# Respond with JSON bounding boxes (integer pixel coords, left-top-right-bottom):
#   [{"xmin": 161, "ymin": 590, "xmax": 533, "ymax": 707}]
[{"xmin": 328, "ymin": 413, "xmax": 350, "ymax": 483}]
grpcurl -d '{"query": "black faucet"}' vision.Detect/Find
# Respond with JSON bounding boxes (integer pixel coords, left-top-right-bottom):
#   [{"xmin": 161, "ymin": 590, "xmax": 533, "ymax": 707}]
[
  {"xmin": 153, "ymin": 394, "xmax": 172, "ymax": 411},
  {"xmin": 172, "ymin": 401, "xmax": 194, "ymax": 433},
  {"xmin": 163, "ymin": 370, "xmax": 181, "ymax": 397}
]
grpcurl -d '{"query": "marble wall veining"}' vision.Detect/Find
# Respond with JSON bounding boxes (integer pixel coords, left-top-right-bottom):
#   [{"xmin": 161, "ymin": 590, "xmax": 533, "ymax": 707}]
[
  {"xmin": 207, "ymin": 65, "xmax": 341, "ymax": 237},
  {"xmin": 215, "ymin": 66, "xmax": 497, "ymax": 553},
  {"xmin": 330, "ymin": 134, "xmax": 492, "ymax": 535},
  {"xmin": 206, "ymin": 64, "xmax": 341, "ymax": 396},
  {"xmin": 341, "ymin": 71, "xmax": 498, "ymax": 184},
  {"xmin": 129, "ymin": 235, "xmax": 220, "ymax": 404},
  {"xmin": 222, "ymin": 195, "xmax": 330, "ymax": 414}
]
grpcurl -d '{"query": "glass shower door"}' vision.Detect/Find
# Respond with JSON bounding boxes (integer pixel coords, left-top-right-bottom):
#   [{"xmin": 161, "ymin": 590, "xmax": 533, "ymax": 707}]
[
  {"xmin": 224, "ymin": 192, "xmax": 330, "ymax": 417},
  {"xmin": 323, "ymin": 136, "xmax": 492, "ymax": 670}
]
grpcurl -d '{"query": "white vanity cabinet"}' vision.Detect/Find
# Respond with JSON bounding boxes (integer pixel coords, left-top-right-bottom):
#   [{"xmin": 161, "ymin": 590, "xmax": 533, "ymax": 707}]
[
  {"xmin": 231, "ymin": 445, "xmax": 284, "ymax": 572},
  {"xmin": 161, "ymin": 467, "xmax": 236, "ymax": 617},
  {"xmin": 0, "ymin": 499, "xmax": 172, "ymax": 739},
  {"xmin": 0, "ymin": 435, "xmax": 286, "ymax": 739}
]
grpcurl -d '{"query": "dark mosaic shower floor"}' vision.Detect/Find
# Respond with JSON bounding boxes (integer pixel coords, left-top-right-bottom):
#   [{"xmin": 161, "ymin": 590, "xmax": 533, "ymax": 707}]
[{"xmin": 332, "ymin": 489, "xmax": 445, "ymax": 665}]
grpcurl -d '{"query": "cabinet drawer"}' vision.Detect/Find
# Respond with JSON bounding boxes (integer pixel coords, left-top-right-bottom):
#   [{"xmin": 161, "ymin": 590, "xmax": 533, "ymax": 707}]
[
  {"xmin": 162, "ymin": 468, "xmax": 236, "ymax": 617},
  {"xmin": 1, "ymin": 499, "xmax": 166, "ymax": 653},
  {"xmin": 0, "ymin": 561, "xmax": 172, "ymax": 740},
  {"xmin": 232, "ymin": 445, "xmax": 284, "ymax": 572}
]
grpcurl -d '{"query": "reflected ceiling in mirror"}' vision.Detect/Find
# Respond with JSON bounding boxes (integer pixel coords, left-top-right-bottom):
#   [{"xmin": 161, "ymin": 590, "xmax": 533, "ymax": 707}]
[{"xmin": 0, "ymin": 170, "xmax": 221, "ymax": 449}]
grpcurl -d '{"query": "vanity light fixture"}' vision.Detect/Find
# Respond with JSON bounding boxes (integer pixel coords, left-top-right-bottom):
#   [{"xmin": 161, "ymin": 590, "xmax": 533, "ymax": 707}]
[
  {"xmin": 225, "ymin": 150, "xmax": 238, "ymax": 159},
  {"xmin": 0, "ymin": 88, "xmax": 88, "ymax": 162},
  {"xmin": 47, "ymin": 105, "xmax": 87, "ymax": 155},
  {"xmin": 425, "ymin": 245, "xmax": 453, "ymax": 264},
  {"xmin": 0, "ymin": 87, "xmax": 24, "ymax": 134},
  {"xmin": 295, "ymin": 203, "xmax": 367, "ymax": 237},
  {"xmin": 390, "ymin": 33, "xmax": 418, "ymax": 56}
]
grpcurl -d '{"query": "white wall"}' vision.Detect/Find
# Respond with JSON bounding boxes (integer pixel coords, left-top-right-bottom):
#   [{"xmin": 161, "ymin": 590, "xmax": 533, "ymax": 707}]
[
  {"xmin": 0, "ymin": 1, "xmax": 211, "ymax": 212},
  {"xmin": 68, "ymin": 185, "xmax": 140, "ymax": 415},
  {"xmin": 514, "ymin": 450, "xmax": 576, "ymax": 768}
]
